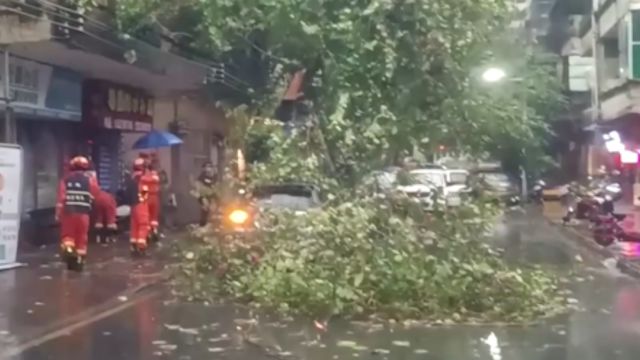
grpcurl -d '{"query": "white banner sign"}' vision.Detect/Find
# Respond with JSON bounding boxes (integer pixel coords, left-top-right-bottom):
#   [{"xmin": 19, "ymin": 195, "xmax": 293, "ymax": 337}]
[{"xmin": 0, "ymin": 144, "xmax": 22, "ymax": 269}]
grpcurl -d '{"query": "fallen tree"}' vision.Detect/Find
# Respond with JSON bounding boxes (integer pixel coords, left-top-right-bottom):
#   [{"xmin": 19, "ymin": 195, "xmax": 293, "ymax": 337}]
[
  {"xmin": 176, "ymin": 121, "xmax": 566, "ymax": 323},
  {"xmin": 177, "ymin": 192, "xmax": 564, "ymax": 322}
]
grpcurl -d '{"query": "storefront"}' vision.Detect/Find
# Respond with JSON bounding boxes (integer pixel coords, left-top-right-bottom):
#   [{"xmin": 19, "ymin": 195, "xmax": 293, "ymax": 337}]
[
  {"xmin": 0, "ymin": 55, "xmax": 83, "ymax": 213},
  {"xmin": 82, "ymin": 79, "xmax": 154, "ymax": 193}
]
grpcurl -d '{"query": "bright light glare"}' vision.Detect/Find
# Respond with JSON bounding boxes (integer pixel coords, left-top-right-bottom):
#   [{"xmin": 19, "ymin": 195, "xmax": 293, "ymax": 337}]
[
  {"xmin": 229, "ymin": 209, "xmax": 249, "ymax": 224},
  {"xmin": 482, "ymin": 67, "xmax": 507, "ymax": 83},
  {"xmin": 605, "ymin": 141, "xmax": 624, "ymax": 153},
  {"xmin": 620, "ymin": 149, "xmax": 638, "ymax": 164}
]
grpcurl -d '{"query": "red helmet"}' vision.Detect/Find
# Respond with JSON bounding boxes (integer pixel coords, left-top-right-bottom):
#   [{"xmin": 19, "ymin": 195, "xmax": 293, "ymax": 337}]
[
  {"xmin": 133, "ymin": 158, "xmax": 146, "ymax": 171},
  {"xmin": 69, "ymin": 156, "xmax": 90, "ymax": 171}
]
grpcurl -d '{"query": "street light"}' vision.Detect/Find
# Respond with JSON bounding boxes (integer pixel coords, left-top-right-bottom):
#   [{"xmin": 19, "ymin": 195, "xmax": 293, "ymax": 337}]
[
  {"xmin": 481, "ymin": 66, "xmax": 528, "ymax": 202},
  {"xmin": 482, "ymin": 67, "xmax": 507, "ymax": 83}
]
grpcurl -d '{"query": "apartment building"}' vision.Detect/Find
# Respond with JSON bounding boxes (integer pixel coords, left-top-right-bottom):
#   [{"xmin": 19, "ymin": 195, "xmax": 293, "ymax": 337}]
[{"xmin": 547, "ymin": 0, "xmax": 640, "ymax": 179}]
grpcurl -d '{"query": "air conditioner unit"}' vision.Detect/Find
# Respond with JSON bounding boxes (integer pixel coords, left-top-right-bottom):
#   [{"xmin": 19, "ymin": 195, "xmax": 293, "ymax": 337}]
[{"xmin": 168, "ymin": 120, "xmax": 189, "ymax": 137}]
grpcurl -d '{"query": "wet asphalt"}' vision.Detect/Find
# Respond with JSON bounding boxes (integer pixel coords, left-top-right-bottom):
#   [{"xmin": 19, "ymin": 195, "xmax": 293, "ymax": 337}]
[{"xmin": 4, "ymin": 209, "xmax": 640, "ymax": 360}]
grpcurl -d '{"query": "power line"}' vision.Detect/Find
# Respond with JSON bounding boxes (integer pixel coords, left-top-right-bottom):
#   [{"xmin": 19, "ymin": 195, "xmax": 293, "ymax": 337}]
[
  {"xmin": 10, "ymin": 0, "xmax": 250, "ymax": 87},
  {"xmin": 28, "ymin": 0, "xmax": 254, "ymax": 88},
  {"xmin": 3, "ymin": 5, "xmax": 249, "ymax": 94}
]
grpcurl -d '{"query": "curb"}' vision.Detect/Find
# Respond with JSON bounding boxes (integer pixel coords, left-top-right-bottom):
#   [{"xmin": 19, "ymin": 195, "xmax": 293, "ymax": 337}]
[{"xmin": 546, "ymin": 218, "xmax": 640, "ymax": 278}]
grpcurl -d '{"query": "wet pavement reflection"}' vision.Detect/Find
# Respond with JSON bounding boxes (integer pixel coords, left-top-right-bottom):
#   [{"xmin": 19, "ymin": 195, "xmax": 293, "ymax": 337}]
[
  {"xmin": 0, "ymin": 242, "xmax": 167, "ymax": 358},
  {"xmin": 8, "ymin": 210, "xmax": 640, "ymax": 360}
]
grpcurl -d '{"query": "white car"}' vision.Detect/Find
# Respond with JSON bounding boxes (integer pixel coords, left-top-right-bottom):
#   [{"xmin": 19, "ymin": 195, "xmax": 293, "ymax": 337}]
[{"xmin": 398, "ymin": 169, "xmax": 470, "ymax": 207}]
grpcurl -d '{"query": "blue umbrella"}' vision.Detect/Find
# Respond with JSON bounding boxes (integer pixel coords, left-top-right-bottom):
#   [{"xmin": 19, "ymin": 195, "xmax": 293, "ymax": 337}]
[{"xmin": 132, "ymin": 130, "xmax": 183, "ymax": 149}]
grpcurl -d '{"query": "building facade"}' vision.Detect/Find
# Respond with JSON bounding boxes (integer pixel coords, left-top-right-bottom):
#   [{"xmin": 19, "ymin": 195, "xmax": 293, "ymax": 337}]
[
  {"xmin": 547, "ymin": 0, "xmax": 640, "ymax": 177},
  {"xmin": 1, "ymin": 1, "xmax": 229, "ymax": 244}
]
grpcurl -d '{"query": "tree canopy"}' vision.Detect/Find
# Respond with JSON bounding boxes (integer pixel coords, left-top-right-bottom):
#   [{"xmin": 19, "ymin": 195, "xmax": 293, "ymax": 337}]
[{"xmin": 84, "ymin": 0, "xmax": 564, "ymax": 181}]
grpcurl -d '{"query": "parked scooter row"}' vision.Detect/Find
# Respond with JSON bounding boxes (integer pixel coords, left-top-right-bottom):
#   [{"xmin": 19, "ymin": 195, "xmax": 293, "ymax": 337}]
[
  {"xmin": 561, "ymin": 177, "xmax": 621, "ymax": 226},
  {"xmin": 556, "ymin": 176, "xmax": 632, "ymax": 247}
]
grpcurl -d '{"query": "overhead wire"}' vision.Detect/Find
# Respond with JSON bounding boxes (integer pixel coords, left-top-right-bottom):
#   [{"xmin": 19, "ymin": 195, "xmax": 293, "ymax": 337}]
[
  {"xmin": 4, "ymin": 1, "xmax": 251, "ymax": 93},
  {"xmin": 31, "ymin": 0, "xmax": 251, "ymax": 88}
]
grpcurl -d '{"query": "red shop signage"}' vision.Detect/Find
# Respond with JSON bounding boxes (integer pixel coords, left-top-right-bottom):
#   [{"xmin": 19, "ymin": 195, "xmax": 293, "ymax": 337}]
[{"xmin": 83, "ymin": 79, "xmax": 153, "ymax": 132}]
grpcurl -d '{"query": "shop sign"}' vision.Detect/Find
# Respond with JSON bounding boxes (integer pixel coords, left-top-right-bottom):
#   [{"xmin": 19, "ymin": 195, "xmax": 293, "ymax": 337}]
[
  {"xmin": 84, "ymin": 79, "xmax": 153, "ymax": 132},
  {"xmin": 103, "ymin": 117, "xmax": 152, "ymax": 132}
]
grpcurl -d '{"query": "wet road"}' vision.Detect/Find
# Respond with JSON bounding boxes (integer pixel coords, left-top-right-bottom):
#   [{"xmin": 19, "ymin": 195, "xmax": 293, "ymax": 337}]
[
  {"xmin": 6, "ymin": 210, "xmax": 640, "ymax": 360},
  {"xmin": 0, "ymin": 241, "xmax": 168, "ymax": 359}
]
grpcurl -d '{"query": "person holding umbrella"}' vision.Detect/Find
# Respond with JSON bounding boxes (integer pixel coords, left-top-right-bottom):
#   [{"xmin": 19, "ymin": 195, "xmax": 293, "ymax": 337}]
[
  {"xmin": 131, "ymin": 130, "xmax": 183, "ymax": 243},
  {"xmin": 122, "ymin": 158, "xmax": 151, "ymax": 255}
]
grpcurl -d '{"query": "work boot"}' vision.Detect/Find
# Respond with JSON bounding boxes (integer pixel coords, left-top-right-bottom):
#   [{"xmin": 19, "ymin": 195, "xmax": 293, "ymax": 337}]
[
  {"xmin": 61, "ymin": 242, "xmax": 76, "ymax": 262},
  {"xmin": 77, "ymin": 255, "xmax": 86, "ymax": 271},
  {"xmin": 130, "ymin": 241, "xmax": 147, "ymax": 257}
]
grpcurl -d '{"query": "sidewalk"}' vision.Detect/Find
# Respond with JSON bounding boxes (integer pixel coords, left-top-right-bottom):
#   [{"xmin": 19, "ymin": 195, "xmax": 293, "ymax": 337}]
[
  {"xmin": 0, "ymin": 237, "xmax": 173, "ymax": 352},
  {"xmin": 543, "ymin": 201, "xmax": 640, "ymax": 277}
]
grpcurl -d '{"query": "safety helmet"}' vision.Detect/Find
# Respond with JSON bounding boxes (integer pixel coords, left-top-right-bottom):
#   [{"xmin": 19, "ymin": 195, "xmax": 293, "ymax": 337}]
[
  {"xmin": 133, "ymin": 158, "xmax": 146, "ymax": 171},
  {"xmin": 69, "ymin": 156, "xmax": 90, "ymax": 171}
]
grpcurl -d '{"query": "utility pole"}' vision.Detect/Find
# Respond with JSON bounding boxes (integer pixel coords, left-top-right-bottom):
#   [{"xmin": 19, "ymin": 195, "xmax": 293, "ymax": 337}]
[{"xmin": 1, "ymin": 46, "xmax": 12, "ymax": 143}]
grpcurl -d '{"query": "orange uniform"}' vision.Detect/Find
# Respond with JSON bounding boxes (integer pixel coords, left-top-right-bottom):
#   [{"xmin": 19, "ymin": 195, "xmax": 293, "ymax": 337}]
[
  {"xmin": 141, "ymin": 170, "xmax": 161, "ymax": 230},
  {"xmin": 93, "ymin": 190, "xmax": 117, "ymax": 230},
  {"xmin": 127, "ymin": 168, "xmax": 150, "ymax": 249},
  {"xmin": 56, "ymin": 170, "xmax": 100, "ymax": 256}
]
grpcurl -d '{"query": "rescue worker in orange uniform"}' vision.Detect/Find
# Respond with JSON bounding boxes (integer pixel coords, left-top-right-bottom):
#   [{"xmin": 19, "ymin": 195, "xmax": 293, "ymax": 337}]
[
  {"xmin": 56, "ymin": 156, "xmax": 100, "ymax": 270},
  {"xmin": 141, "ymin": 155, "xmax": 161, "ymax": 239},
  {"xmin": 124, "ymin": 158, "xmax": 151, "ymax": 254},
  {"xmin": 93, "ymin": 189, "xmax": 118, "ymax": 243}
]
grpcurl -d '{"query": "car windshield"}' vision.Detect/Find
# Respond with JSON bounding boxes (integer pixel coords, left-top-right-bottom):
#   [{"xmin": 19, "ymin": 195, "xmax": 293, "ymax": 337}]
[
  {"xmin": 410, "ymin": 171, "xmax": 446, "ymax": 187},
  {"xmin": 375, "ymin": 171, "xmax": 397, "ymax": 190},
  {"xmin": 449, "ymin": 172, "xmax": 468, "ymax": 185},
  {"xmin": 254, "ymin": 185, "xmax": 316, "ymax": 210}
]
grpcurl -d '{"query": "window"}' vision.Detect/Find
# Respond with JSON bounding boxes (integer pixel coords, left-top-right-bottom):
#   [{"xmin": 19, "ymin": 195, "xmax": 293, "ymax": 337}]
[
  {"xmin": 108, "ymin": 88, "xmax": 117, "ymax": 111},
  {"xmin": 147, "ymin": 99, "xmax": 154, "ymax": 116}
]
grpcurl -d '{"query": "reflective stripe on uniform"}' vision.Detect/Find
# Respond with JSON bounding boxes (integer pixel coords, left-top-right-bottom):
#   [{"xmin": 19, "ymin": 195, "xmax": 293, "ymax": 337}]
[
  {"xmin": 65, "ymin": 201, "xmax": 92, "ymax": 207},
  {"xmin": 67, "ymin": 190, "xmax": 93, "ymax": 197}
]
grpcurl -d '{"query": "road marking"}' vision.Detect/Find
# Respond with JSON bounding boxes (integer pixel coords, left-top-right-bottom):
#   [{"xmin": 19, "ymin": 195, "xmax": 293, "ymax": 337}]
[{"xmin": 0, "ymin": 280, "xmax": 164, "ymax": 358}]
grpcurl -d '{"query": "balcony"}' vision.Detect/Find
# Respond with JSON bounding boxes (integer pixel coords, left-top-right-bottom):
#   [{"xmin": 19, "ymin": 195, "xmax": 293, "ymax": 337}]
[{"xmin": 0, "ymin": 3, "xmax": 52, "ymax": 44}]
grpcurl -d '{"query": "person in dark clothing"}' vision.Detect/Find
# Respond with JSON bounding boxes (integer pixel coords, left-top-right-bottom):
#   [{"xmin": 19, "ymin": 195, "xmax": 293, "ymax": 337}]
[
  {"xmin": 122, "ymin": 158, "xmax": 151, "ymax": 253},
  {"xmin": 197, "ymin": 162, "xmax": 218, "ymax": 226}
]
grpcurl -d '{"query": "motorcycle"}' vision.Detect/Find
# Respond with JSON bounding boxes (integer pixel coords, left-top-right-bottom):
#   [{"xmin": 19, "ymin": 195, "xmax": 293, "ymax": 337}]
[
  {"xmin": 562, "ymin": 181, "xmax": 614, "ymax": 225},
  {"xmin": 592, "ymin": 212, "xmax": 627, "ymax": 247},
  {"xmin": 210, "ymin": 188, "xmax": 257, "ymax": 237},
  {"xmin": 531, "ymin": 179, "xmax": 546, "ymax": 204}
]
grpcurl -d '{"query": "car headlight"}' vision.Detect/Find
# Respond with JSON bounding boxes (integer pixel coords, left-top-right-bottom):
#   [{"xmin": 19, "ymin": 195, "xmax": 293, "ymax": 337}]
[{"xmin": 229, "ymin": 209, "xmax": 250, "ymax": 225}]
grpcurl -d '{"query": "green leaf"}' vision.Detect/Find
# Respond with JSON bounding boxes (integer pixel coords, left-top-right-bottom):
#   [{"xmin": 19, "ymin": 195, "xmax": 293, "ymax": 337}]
[{"xmin": 354, "ymin": 272, "xmax": 364, "ymax": 287}]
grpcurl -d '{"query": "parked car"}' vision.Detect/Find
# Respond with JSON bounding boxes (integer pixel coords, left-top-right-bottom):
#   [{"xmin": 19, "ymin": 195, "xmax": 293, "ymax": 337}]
[
  {"xmin": 213, "ymin": 183, "xmax": 322, "ymax": 235},
  {"xmin": 474, "ymin": 171, "xmax": 519, "ymax": 205},
  {"xmin": 397, "ymin": 168, "xmax": 470, "ymax": 207},
  {"xmin": 368, "ymin": 167, "xmax": 401, "ymax": 193},
  {"xmin": 254, "ymin": 184, "xmax": 322, "ymax": 212}
]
